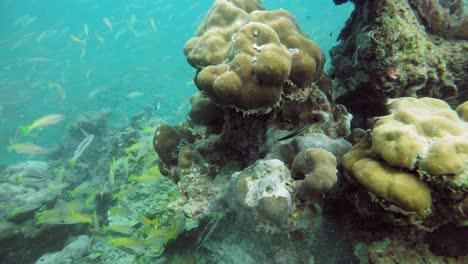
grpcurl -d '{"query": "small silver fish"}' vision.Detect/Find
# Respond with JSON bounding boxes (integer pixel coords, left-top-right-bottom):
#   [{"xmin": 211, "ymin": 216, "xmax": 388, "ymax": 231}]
[
  {"xmin": 83, "ymin": 24, "xmax": 89, "ymax": 36},
  {"xmin": 102, "ymin": 17, "xmax": 113, "ymax": 32},
  {"xmin": 69, "ymin": 134, "xmax": 94, "ymax": 165}
]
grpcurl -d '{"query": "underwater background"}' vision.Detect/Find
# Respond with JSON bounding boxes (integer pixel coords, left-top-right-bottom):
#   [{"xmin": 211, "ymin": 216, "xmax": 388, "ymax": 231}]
[
  {"xmin": 0, "ymin": 0, "xmax": 352, "ymax": 165},
  {"xmin": 1, "ymin": 0, "xmax": 467, "ymax": 264}
]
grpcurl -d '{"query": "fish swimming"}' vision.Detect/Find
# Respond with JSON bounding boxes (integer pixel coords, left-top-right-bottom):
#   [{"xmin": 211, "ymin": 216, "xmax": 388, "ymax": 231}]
[
  {"xmin": 276, "ymin": 111, "xmax": 331, "ymax": 141},
  {"xmin": 139, "ymin": 214, "xmax": 159, "ymax": 226},
  {"xmin": 130, "ymin": 14, "xmax": 136, "ymax": 25},
  {"xmin": 69, "ymin": 35, "xmax": 86, "ymax": 46},
  {"xmin": 149, "ymin": 17, "xmax": 157, "ymax": 32},
  {"xmin": 127, "ymin": 14, "xmax": 139, "ymax": 37},
  {"xmin": 64, "ymin": 213, "xmax": 93, "ymax": 224},
  {"xmin": 36, "ymin": 31, "xmax": 50, "ymax": 42},
  {"xmin": 94, "ymin": 32, "xmax": 105, "ymax": 44},
  {"xmin": 36, "ymin": 212, "xmax": 93, "ymax": 225},
  {"xmin": 144, "ymin": 166, "xmax": 161, "ymax": 176},
  {"xmin": 127, "ymin": 20, "xmax": 139, "ymax": 37},
  {"xmin": 128, "ymin": 175, "xmax": 160, "ymax": 182},
  {"xmin": 7, "ymin": 142, "xmax": 48, "ymax": 155},
  {"xmin": 80, "ymin": 47, "xmax": 86, "ymax": 60},
  {"xmin": 68, "ymin": 181, "xmax": 91, "ymax": 197},
  {"xmin": 108, "ymin": 157, "xmax": 118, "ymax": 186},
  {"xmin": 48, "ymin": 81, "xmax": 66, "ymax": 101},
  {"xmin": 19, "ymin": 114, "xmax": 65, "ymax": 136},
  {"xmin": 145, "ymin": 217, "xmax": 184, "ymax": 246},
  {"xmin": 125, "ymin": 140, "xmax": 146, "ymax": 154},
  {"xmin": 83, "ymin": 24, "xmax": 89, "ymax": 36},
  {"xmin": 111, "ymin": 187, "xmax": 136, "ymax": 200},
  {"xmin": 102, "ymin": 225, "xmax": 136, "ymax": 235},
  {"xmin": 127, "ymin": 92, "xmax": 144, "ymax": 98},
  {"xmin": 107, "ymin": 236, "xmax": 148, "ymax": 255},
  {"xmin": 88, "ymin": 85, "xmax": 108, "ymax": 98},
  {"xmin": 85, "ymin": 189, "xmax": 100, "ymax": 206},
  {"xmin": 68, "ymin": 134, "xmax": 94, "ymax": 166},
  {"xmin": 141, "ymin": 126, "xmax": 157, "ymax": 135},
  {"xmin": 276, "ymin": 124, "xmax": 311, "ymax": 141},
  {"xmin": 102, "ymin": 17, "xmax": 113, "ymax": 32},
  {"xmin": 26, "ymin": 57, "xmax": 51, "ymax": 63}
]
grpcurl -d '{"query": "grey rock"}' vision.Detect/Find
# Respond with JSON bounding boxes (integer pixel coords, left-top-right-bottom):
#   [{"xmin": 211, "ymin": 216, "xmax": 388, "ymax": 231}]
[
  {"xmin": 228, "ymin": 159, "xmax": 295, "ymax": 226},
  {"xmin": 266, "ymin": 133, "xmax": 352, "ymax": 167},
  {"xmin": 35, "ymin": 235, "xmax": 90, "ymax": 264}
]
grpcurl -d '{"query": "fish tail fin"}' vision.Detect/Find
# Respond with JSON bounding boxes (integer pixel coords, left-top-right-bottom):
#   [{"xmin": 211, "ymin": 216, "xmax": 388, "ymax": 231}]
[
  {"xmin": 68, "ymin": 189, "xmax": 77, "ymax": 198},
  {"xmin": 68, "ymin": 158, "xmax": 76, "ymax": 167},
  {"xmin": 7, "ymin": 139, "xmax": 13, "ymax": 152},
  {"xmin": 107, "ymin": 235, "xmax": 115, "ymax": 245},
  {"xmin": 19, "ymin": 126, "xmax": 31, "ymax": 136}
]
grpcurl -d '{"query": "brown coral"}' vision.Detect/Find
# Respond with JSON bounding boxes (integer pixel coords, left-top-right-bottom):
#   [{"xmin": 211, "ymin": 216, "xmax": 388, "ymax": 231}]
[
  {"xmin": 184, "ymin": 0, "xmax": 325, "ymax": 113},
  {"xmin": 188, "ymin": 92, "xmax": 224, "ymax": 125},
  {"xmin": 291, "ymin": 148, "xmax": 338, "ymax": 201},
  {"xmin": 153, "ymin": 124, "xmax": 194, "ymax": 165},
  {"xmin": 342, "ymin": 97, "xmax": 468, "ymax": 227}
]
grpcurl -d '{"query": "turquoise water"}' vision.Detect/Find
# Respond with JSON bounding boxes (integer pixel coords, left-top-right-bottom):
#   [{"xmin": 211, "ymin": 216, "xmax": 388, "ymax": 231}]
[
  {"xmin": 0, "ymin": 1, "xmax": 355, "ymax": 263},
  {"xmin": 2, "ymin": 1, "xmax": 467, "ymax": 263},
  {"xmin": 0, "ymin": 0, "xmax": 352, "ymax": 165}
]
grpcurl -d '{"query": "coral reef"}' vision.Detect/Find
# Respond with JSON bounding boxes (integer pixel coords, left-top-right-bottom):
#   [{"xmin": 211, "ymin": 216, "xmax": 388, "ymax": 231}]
[
  {"xmin": 265, "ymin": 133, "xmax": 352, "ymax": 167},
  {"xmin": 35, "ymin": 235, "xmax": 90, "ymax": 264},
  {"xmin": 46, "ymin": 109, "xmax": 116, "ymax": 188},
  {"xmin": 184, "ymin": 0, "xmax": 325, "ymax": 114},
  {"xmin": 371, "ymin": 97, "xmax": 467, "ymax": 176},
  {"xmin": 291, "ymin": 148, "xmax": 338, "ymax": 201},
  {"xmin": 151, "ymin": 0, "xmax": 351, "ymax": 229},
  {"xmin": 153, "ymin": 123, "xmax": 194, "ymax": 169},
  {"xmin": 66, "ymin": 108, "xmax": 112, "ymax": 137},
  {"xmin": 330, "ymin": 0, "xmax": 467, "ymax": 126},
  {"xmin": 456, "ymin": 101, "xmax": 468, "ymax": 121},
  {"xmin": 0, "ymin": 161, "xmax": 86, "ymax": 264},
  {"xmin": 0, "ymin": 161, "xmax": 65, "ymax": 222},
  {"xmin": 0, "ymin": 106, "xmax": 183, "ymax": 263},
  {"xmin": 342, "ymin": 97, "xmax": 467, "ymax": 228},
  {"xmin": 99, "ymin": 175, "xmax": 183, "ymax": 259},
  {"xmin": 410, "ymin": 0, "xmax": 467, "ymax": 39},
  {"xmin": 352, "ymin": 236, "xmax": 457, "ymax": 264},
  {"xmin": 13, "ymin": 0, "xmax": 465, "ymax": 263},
  {"xmin": 144, "ymin": 1, "xmax": 357, "ymax": 262},
  {"xmin": 229, "ymin": 159, "xmax": 295, "ymax": 226},
  {"xmin": 351, "ymin": 158, "xmax": 432, "ymax": 212},
  {"xmin": 188, "ymin": 92, "xmax": 224, "ymax": 125},
  {"xmin": 153, "ymin": 0, "xmax": 351, "ymax": 238}
]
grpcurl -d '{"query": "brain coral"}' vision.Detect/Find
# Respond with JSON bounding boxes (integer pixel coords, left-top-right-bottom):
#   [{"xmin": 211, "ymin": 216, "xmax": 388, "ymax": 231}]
[
  {"xmin": 371, "ymin": 97, "xmax": 468, "ymax": 177},
  {"xmin": 184, "ymin": 0, "xmax": 325, "ymax": 113},
  {"xmin": 456, "ymin": 101, "xmax": 468, "ymax": 122},
  {"xmin": 291, "ymin": 148, "xmax": 338, "ymax": 201},
  {"xmin": 343, "ymin": 97, "xmax": 467, "ymax": 227}
]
